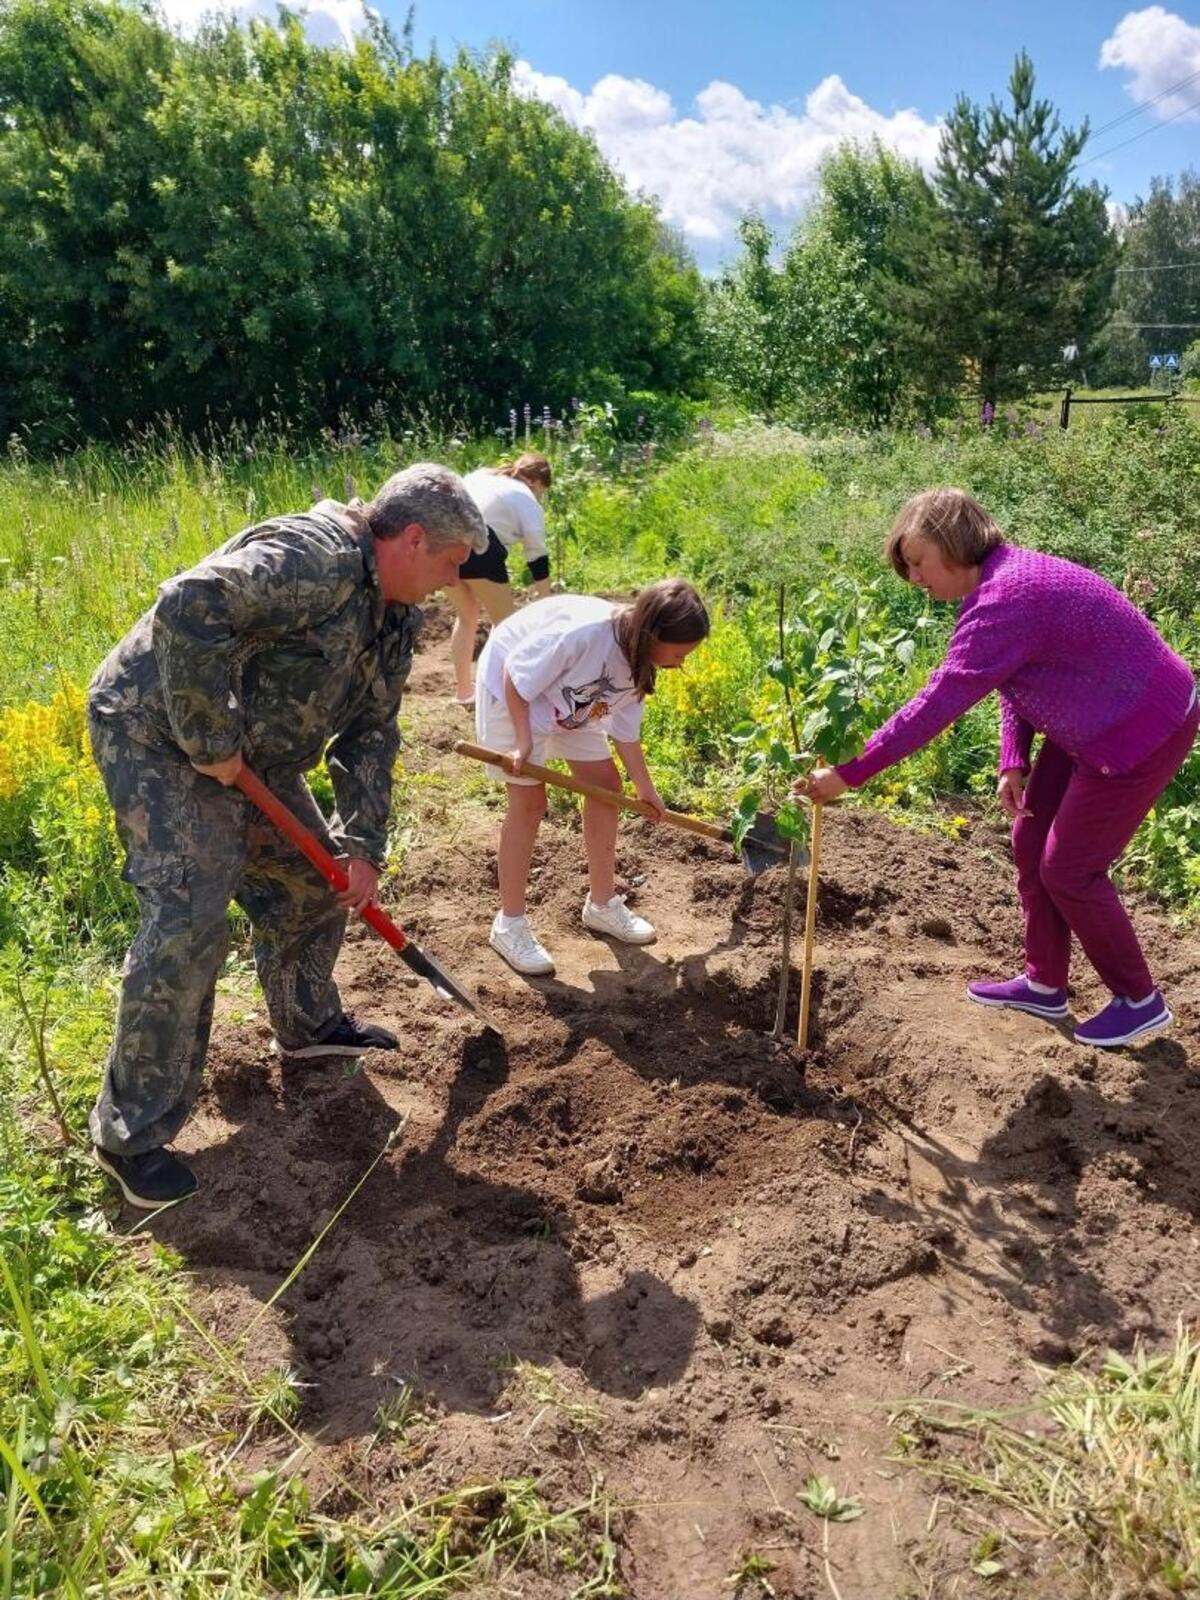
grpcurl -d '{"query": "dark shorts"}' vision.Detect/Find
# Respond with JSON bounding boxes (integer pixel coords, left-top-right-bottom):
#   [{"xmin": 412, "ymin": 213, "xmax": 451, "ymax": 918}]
[{"xmin": 459, "ymin": 528, "xmax": 510, "ymax": 584}]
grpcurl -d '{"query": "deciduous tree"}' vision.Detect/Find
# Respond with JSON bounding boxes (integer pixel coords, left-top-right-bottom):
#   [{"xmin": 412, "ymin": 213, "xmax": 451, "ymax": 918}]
[{"xmin": 0, "ymin": 2, "xmax": 703, "ymax": 440}]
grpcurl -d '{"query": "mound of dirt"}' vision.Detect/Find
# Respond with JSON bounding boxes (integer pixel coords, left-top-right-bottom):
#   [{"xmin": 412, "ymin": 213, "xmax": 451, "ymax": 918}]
[{"xmin": 154, "ymin": 626, "xmax": 1200, "ymax": 1598}]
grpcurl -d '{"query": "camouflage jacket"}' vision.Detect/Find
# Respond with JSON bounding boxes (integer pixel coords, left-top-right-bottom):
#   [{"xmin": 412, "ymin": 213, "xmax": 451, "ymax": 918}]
[{"xmin": 88, "ymin": 501, "xmax": 420, "ymax": 866}]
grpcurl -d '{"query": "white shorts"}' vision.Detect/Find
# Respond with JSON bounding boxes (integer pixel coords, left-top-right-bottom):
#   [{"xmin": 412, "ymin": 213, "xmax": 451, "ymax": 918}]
[{"xmin": 474, "ymin": 690, "xmax": 612, "ymax": 785}]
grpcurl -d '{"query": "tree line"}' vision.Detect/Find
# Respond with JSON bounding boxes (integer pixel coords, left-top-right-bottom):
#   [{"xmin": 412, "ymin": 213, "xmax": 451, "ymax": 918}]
[
  {"xmin": 0, "ymin": 0, "xmax": 705, "ymax": 441},
  {"xmin": 709, "ymin": 57, "xmax": 1199, "ymax": 423},
  {"xmin": 708, "ymin": 55, "xmax": 1126, "ymax": 425},
  {"xmin": 1096, "ymin": 170, "xmax": 1200, "ymax": 387},
  {"xmin": 0, "ymin": 6, "xmax": 1195, "ymax": 443}
]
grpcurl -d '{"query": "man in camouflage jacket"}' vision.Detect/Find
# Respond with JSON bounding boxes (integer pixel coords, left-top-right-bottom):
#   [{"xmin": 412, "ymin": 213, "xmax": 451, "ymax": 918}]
[{"xmin": 88, "ymin": 463, "xmax": 487, "ymax": 1208}]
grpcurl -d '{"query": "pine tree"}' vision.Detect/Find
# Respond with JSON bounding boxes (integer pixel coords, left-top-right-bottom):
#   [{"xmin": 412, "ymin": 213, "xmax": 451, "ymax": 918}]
[{"xmin": 889, "ymin": 52, "xmax": 1117, "ymax": 410}]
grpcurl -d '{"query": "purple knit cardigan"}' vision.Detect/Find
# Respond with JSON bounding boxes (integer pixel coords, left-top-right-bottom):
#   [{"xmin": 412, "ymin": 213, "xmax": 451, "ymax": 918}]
[{"xmin": 836, "ymin": 543, "xmax": 1196, "ymax": 789}]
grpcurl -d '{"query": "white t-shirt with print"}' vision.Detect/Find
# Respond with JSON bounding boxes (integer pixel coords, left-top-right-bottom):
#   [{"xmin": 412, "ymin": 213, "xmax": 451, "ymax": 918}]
[
  {"xmin": 477, "ymin": 595, "xmax": 645, "ymax": 743},
  {"xmin": 463, "ymin": 470, "xmax": 548, "ymax": 563}
]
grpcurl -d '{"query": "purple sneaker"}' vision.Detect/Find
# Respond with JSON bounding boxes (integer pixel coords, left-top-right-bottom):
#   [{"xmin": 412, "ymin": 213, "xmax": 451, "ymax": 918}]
[
  {"xmin": 1073, "ymin": 990, "xmax": 1172, "ymax": 1049},
  {"xmin": 967, "ymin": 975, "xmax": 1068, "ymax": 1019}
]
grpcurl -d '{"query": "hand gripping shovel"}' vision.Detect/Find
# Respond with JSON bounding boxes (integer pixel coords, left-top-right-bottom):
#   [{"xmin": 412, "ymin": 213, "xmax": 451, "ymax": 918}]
[
  {"xmin": 235, "ymin": 767, "xmax": 496, "ymax": 1030},
  {"xmin": 454, "ymin": 741, "xmax": 798, "ymax": 877}
]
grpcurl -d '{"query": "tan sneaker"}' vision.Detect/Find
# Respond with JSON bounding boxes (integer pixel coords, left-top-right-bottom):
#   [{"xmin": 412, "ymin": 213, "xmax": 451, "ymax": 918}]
[
  {"xmin": 489, "ymin": 913, "xmax": 555, "ymax": 976},
  {"xmin": 582, "ymin": 894, "xmax": 656, "ymax": 945}
]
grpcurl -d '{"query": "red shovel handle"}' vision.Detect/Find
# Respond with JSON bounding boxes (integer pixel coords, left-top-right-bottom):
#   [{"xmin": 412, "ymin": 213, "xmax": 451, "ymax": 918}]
[{"xmin": 234, "ymin": 766, "xmax": 409, "ymax": 954}]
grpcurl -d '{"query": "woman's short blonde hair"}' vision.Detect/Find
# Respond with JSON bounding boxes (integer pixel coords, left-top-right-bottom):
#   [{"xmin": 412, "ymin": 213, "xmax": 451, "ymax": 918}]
[{"xmin": 885, "ymin": 489, "xmax": 1004, "ymax": 581}]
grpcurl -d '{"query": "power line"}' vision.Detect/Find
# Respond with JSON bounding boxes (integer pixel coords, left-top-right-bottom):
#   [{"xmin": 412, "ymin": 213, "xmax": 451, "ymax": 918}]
[
  {"xmin": 1115, "ymin": 261, "xmax": 1200, "ymax": 273},
  {"xmin": 1084, "ymin": 64, "xmax": 1200, "ymax": 142},
  {"xmin": 1080, "ymin": 93, "xmax": 1200, "ymax": 167}
]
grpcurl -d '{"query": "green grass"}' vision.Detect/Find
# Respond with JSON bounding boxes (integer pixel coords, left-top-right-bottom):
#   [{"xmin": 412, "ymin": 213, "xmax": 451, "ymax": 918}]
[
  {"xmin": 0, "ymin": 426, "xmax": 503, "ymax": 700},
  {"xmin": 726, "ymin": 1548, "xmax": 778, "ymax": 1595},
  {"xmin": 0, "ymin": 964, "xmax": 623, "ymax": 1598},
  {"xmin": 893, "ymin": 1331, "xmax": 1200, "ymax": 1597},
  {"xmin": 504, "ymin": 1361, "xmax": 607, "ymax": 1438}
]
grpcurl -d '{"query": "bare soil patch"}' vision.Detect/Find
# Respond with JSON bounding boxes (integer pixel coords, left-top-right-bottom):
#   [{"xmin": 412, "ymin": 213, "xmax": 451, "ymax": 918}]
[{"xmin": 155, "ymin": 606, "xmax": 1200, "ymax": 1598}]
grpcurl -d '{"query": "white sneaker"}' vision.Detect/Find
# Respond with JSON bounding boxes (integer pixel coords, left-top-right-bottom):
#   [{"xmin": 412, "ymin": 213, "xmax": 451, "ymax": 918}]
[
  {"xmin": 489, "ymin": 913, "xmax": 555, "ymax": 976},
  {"xmin": 582, "ymin": 894, "xmax": 656, "ymax": 945}
]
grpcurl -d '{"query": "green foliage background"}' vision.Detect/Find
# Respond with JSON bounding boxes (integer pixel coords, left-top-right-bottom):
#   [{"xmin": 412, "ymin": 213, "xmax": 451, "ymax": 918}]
[{"xmin": 0, "ymin": 0, "xmax": 705, "ymax": 442}]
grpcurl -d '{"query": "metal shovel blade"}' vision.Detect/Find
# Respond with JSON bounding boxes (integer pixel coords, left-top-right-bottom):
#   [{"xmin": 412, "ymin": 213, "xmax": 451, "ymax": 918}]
[
  {"xmin": 739, "ymin": 812, "xmax": 807, "ymax": 878},
  {"xmin": 232, "ymin": 764, "xmax": 502, "ymax": 1034},
  {"xmin": 398, "ymin": 940, "xmax": 502, "ymax": 1035}
]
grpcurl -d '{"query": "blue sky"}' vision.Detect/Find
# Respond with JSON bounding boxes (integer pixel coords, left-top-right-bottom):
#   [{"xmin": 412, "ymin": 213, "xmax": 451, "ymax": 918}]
[{"xmin": 160, "ymin": 1, "xmax": 1200, "ymax": 268}]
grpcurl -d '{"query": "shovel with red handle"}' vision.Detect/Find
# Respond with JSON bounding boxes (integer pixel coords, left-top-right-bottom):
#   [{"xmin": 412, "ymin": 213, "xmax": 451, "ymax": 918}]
[{"xmin": 234, "ymin": 766, "xmax": 497, "ymax": 1031}]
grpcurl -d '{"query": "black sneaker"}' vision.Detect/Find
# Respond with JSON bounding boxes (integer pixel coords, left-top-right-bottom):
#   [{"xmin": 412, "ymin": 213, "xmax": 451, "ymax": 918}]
[
  {"xmin": 274, "ymin": 1013, "xmax": 399, "ymax": 1063},
  {"xmin": 93, "ymin": 1145, "xmax": 199, "ymax": 1209}
]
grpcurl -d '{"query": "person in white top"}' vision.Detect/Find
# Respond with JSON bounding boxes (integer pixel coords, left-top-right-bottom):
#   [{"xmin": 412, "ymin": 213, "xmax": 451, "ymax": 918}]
[
  {"xmin": 475, "ymin": 579, "xmax": 711, "ymax": 976},
  {"xmin": 449, "ymin": 452, "xmax": 554, "ymax": 706}
]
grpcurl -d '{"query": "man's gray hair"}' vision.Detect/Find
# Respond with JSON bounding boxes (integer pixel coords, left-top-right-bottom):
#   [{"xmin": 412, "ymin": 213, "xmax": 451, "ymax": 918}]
[{"xmin": 367, "ymin": 463, "xmax": 488, "ymax": 553}]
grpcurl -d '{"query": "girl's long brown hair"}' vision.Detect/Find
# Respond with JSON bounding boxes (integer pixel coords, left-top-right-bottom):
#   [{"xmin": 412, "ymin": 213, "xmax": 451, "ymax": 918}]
[
  {"xmin": 614, "ymin": 578, "xmax": 710, "ymax": 698},
  {"xmin": 493, "ymin": 452, "xmax": 552, "ymax": 490}
]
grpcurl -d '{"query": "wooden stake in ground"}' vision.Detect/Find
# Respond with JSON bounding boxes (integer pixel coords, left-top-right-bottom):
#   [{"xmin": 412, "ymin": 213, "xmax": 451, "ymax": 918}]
[
  {"xmin": 797, "ymin": 801, "xmax": 825, "ymax": 1050},
  {"xmin": 772, "ymin": 839, "xmax": 802, "ymax": 1039},
  {"xmin": 772, "ymin": 579, "xmax": 806, "ymax": 1042}
]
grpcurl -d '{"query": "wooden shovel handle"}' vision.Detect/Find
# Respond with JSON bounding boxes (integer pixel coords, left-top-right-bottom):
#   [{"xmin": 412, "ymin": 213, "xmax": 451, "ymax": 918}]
[
  {"xmin": 454, "ymin": 741, "xmax": 730, "ymax": 845},
  {"xmin": 797, "ymin": 800, "xmax": 824, "ymax": 1050}
]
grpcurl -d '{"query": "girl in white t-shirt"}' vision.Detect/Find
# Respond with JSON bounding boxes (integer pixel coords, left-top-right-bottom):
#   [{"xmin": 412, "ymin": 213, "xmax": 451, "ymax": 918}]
[
  {"xmin": 448, "ymin": 453, "xmax": 554, "ymax": 707},
  {"xmin": 475, "ymin": 579, "xmax": 711, "ymax": 976}
]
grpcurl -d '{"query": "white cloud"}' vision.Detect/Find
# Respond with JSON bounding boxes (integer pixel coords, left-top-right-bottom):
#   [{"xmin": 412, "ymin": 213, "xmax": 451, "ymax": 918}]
[
  {"xmin": 155, "ymin": 0, "xmax": 370, "ymax": 48},
  {"xmin": 1099, "ymin": 7, "xmax": 1200, "ymax": 119},
  {"xmin": 511, "ymin": 61, "xmax": 942, "ymax": 255}
]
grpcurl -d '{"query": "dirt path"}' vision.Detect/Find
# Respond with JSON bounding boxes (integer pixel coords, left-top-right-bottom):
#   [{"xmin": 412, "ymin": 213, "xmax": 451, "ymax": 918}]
[{"xmin": 156, "ymin": 607, "xmax": 1200, "ymax": 1598}]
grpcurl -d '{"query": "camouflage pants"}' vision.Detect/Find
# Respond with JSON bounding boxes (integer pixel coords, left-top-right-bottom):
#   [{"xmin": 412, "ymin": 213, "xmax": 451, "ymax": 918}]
[{"xmin": 88, "ymin": 713, "xmax": 348, "ymax": 1155}]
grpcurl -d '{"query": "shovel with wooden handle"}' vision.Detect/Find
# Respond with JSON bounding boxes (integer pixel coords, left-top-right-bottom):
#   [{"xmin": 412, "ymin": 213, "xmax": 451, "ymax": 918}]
[
  {"xmin": 234, "ymin": 767, "xmax": 498, "ymax": 1032},
  {"xmin": 453, "ymin": 741, "xmax": 799, "ymax": 877}
]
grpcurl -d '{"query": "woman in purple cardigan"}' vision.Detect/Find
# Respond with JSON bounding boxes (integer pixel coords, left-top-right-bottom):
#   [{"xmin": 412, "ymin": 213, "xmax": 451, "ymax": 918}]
[{"xmin": 795, "ymin": 488, "xmax": 1198, "ymax": 1050}]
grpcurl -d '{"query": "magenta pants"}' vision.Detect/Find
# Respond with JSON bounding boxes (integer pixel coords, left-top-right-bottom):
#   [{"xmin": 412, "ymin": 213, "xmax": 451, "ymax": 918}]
[{"xmin": 1015, "ymin": 700, "xmax": 1198, "ymax": 999}]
